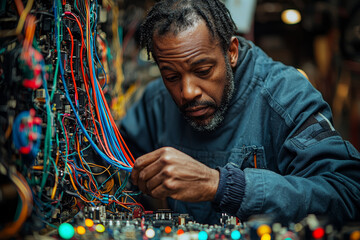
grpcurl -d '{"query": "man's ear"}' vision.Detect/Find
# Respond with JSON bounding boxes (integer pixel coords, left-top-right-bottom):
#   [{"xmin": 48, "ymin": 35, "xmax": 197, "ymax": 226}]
[{"xmin": 228, "ymin": 37, "xmax": 239, "ymax": 68}]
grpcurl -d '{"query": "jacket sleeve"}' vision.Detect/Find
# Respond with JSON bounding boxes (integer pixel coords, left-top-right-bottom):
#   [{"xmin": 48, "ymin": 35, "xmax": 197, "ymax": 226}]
[
  {"xmin": 239, "ymin": 121, "xmax": 360, "ymax": 225},
  {"xmin": 214, "ymin": 63, "xmax": 360, "ymax": 225}
]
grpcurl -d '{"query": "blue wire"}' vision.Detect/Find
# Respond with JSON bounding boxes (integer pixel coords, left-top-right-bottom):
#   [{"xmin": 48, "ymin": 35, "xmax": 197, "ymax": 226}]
[
  {"xmin": 88, "ymin": 31, "xmax": 131, "ymax": 167},
  {"xmin": 56, "ymin": 28, "xmax": 131, "ymax": 172}
]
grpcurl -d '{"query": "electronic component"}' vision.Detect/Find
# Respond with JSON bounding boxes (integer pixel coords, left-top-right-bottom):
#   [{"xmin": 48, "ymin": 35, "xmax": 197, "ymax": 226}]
[{"xmin": 0, "ymin": 0, "xmax": 137, "ymax": 238}]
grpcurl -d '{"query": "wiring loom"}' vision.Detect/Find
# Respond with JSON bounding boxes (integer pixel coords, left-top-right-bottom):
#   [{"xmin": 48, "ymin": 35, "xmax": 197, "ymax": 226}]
[{"xmin": 0, "ymin": 0, "xmax": 142, "ymax": 237}]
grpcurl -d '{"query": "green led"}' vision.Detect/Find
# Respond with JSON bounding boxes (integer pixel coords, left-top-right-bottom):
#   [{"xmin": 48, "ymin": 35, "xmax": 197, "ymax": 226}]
[
  {"xmin": 198, "ymin": 231, "xmax": 208, "ymax": 240},
  {"xmin": 231, "ymin": 230, "xmax": 241, "ymax": 240},
  {"xmin": 58, "ymin": 223, "xmax": 75, "ymax": 240}
]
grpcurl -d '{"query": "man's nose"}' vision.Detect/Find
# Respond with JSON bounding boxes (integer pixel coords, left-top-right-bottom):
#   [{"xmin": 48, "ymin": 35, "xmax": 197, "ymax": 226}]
[{"xmin": 181, "ymin": 76, "xmax": 202, "ymax": 102}]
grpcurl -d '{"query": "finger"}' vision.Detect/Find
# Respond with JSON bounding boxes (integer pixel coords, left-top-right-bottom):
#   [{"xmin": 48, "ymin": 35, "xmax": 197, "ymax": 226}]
[
  {"xmin": 137, "ymin": 158, "xmax": 166, "ymax": 193},
  {"xmin": 135, "ymin": 148, "xmax": 166, "ymax": 168},
  {"xmin": 149, "ymin": 180, "xmax": 176, "ymax": 199},
  {"xmin": 130, "ymin": 169, "xmax": 139, "ymax": 186},
  {"xmin": 137, "ymin": 178, "xmax": 149, "ymax": 194},
  {"xmin": 145, "ymin": 165, "xmax": 174, "ymax": 192},
  {"xmin": 131, "ymin": 150, "xmax": 162, "ymax": 185}
]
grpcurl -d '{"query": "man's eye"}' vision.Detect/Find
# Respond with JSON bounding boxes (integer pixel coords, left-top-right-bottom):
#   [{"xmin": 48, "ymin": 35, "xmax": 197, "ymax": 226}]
[
  {"xmin": 196, "ymin": 67, "xmax": 212, "ymax": 76},
  {"xmin": 165, "ymin": 75, "xmax": 180, "ymax": 82}
]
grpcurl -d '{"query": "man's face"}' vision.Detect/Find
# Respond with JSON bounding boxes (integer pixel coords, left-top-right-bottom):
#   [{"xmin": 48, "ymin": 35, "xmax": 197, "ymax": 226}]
[{"xmin": 152, "ymin": 20, "xmax": 237, "ymax": 131}]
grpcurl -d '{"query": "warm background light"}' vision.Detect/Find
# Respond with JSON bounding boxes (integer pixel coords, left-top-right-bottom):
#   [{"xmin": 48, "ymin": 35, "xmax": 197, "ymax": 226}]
[{"xmin": 281, "ymin": 9, "xmax": 301, "ymax": 24}]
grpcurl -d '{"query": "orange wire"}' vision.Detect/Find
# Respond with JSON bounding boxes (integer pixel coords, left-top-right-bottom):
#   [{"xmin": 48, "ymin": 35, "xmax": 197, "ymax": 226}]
[
  {"xmin": 254, "ymin": 153, "xmax": 257, "ymax": 169},
  {"xmin": 0, "ymin": 173, "xmax": 32, "ymax": 238},
  {"xmin": 96, "ymin": 80, "xmax": 135, "ymax": 166},
  {"xmin": 84, "ymin": 1, "xmax": 133, "ymax": 167},
  {"xmin": 14, "ymin": 0, "xmax": 24, "ymax": 15},
  {"xmin": 65, "ymin": 26, "xmax": 79, "ymax": 106},
  {"xmin": 84, "ymin": 1, "xmax": 118, "ymax": 162},
  {"xmin": 76, "ymin": 136, "xmax": 99, "ymax": 192},
  {"xmin": 63, "ymin": 13, "xmax": 110, "ymax": 156},
  {"xmin": 66, "ymin": 163, "xmax": 99, "ymax": 203},
  {"xmin": 32, "ymin": 166, "xmax": 43, "ymax": 170},
  {"xmin": 55, "ymin": 148, "xmax": 59, "ymax": 165}
]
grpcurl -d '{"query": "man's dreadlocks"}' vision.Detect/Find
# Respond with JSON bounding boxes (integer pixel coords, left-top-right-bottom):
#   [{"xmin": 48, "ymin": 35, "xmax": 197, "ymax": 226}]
[{"xmin": 140, "ymin": 0, "xmax": 237, "ymax": 60}]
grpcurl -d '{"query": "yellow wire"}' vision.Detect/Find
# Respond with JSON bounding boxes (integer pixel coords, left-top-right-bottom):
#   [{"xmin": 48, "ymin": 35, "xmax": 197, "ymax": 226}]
[
  {"xmin": 5, "ymin": 116, "xmax": 13, "ymax": 140},
  {"xmin": 16, "ymin": 0, "xmax": 34, "ymax": 36},
  {"xmin": 51, "ymin": 175, "xmax": 58, "ymax": 200},
  {"xmin": 0, "ymin": 0, "xmax": 34, "ymax": 37},
  {"xmin": 123, "ymin": 193, "xmax": 138, "ymax": 203},
  {"xmin": 86, "ymin": 163, "xmax": 112, "ymax": 175},
  {"xmin": 66, "ymin": 164, "xmax": 99, "ymax": 203},
  {"xmin": 0, "ymin": 172, "xmax": 32, "ymax": 238}
]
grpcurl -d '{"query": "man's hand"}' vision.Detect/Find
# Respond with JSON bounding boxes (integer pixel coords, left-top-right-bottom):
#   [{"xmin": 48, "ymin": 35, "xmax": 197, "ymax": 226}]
[{"xmin": 131, "ymin": 147, "xmax": 219, "ymax": 202}]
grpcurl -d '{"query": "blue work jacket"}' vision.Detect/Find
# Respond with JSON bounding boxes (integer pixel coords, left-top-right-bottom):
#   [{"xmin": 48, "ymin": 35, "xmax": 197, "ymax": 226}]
[{"xmin": 119, "ymin": 37, "xmax": 360, "ymax": 225}]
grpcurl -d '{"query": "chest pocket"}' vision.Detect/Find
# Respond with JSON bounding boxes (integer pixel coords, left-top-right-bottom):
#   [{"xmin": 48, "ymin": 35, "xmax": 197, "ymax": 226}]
[
  {"xmin": 229, "ymin": 145, "xmax": 267, "ymax": 169},
  {"xmin": 162, "ymin": 144, "xmax": 267, "ymax": 170}
]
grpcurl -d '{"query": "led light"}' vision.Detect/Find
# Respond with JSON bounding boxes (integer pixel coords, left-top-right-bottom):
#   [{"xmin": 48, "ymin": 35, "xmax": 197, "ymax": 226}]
[
  {"xmin": 281, "ymin": 9, "xmax": 301, "ymax": 25},
  {"xmin": 198, "ymin": 231, "xmax": 208, "ymax": 240},
  {"xmin": 257, "ymin": 224, "xmax": 272, "ymax": 237},
  {"xmin": 294, "ymin": 223, "xmax": 303, "ymax": 232},
  {"xmin": 77, "ymin": 226, "xmax": 86, "ymax": 235},
  {"xmin": 312, "ymin": 227, "xmax": 325, "ymax": 239},
  {"xmin": 261, "ymin": 233, "xmax": 271, "ymax": 240},
  {"xmin": 58, "ymin": 223, "xmax": 75, "ymax": 240},
  {"xmin": 165, "ymin": 226, "xmax": 172, "ymax": 234},
  {"xmin": 350, "ymin": 230, "xmax": 360, "ymax": 240},
  {"xmin": 145, "ymin": 228, "xmax": 156, "ymax": 238},
  {"xmin": 231, "ymin": 230, "xmax": 241, "ymax": 240},
  {"xmin": 95, "ymin": 224, "xmax": 105, "ymax": 233},
  {"xmin": 85, "ymin": 218, "xmax": 94, "ymax": 228},
  {"xmin": 177, "ymin": 229, "xmax": 185, "ymax": 235}
]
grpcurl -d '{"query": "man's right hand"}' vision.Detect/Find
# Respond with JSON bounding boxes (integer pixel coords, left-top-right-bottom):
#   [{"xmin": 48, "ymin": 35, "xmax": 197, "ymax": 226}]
[{"xmin": 131, "ymin": 147, "xmax": 219, "ymax": 202}]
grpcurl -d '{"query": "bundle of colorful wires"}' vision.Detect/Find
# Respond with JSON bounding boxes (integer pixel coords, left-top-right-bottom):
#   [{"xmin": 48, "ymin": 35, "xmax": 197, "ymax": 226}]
[{"xmin": 54, "ymin": 0, "xmax": 134, "ymax": 172}]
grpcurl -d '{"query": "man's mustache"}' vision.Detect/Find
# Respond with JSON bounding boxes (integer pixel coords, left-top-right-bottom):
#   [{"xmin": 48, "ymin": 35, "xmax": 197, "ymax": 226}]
[{"xmin": 180, "ymin": 100, "xmax": 217, "ymax": 112}]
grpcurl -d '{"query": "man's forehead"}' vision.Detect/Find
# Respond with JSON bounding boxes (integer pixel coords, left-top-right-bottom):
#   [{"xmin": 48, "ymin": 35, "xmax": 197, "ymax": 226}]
[
  {"xmin": 153, "ymin": 19, "xmax": 214, "ymax": 44},
  {"xmin": 152, "ymin": 20, "xmax": 219, "ymax": 58}
]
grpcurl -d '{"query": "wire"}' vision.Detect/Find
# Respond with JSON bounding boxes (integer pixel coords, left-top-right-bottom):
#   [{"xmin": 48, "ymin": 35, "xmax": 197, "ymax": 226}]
[
  {"xmin": 0, "ymin": 171, "xmax": 33, "ymax": 238},
  {"xmin": 0, "ymin": 0, "xmax": 34, "ymax": 37},
  {"xmin": 65, "ymin": 26, "xmax": 79, "ymax": 109}
]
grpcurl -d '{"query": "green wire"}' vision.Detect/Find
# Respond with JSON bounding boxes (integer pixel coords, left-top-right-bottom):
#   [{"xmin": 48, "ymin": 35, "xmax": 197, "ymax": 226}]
[
  {"xmin": 114, "ymin": 172, "xmax": 129, "ymax": 198},
  {"xmin": 57, "ymin": 113, "xmax": 69, "ymax": 181},
  {"xmin": 50, "ymin": 58, "xmax": 59, "ymax": 102},
  {"xmin": 38, "ymin": 0, "xmax": 64, "ymax": 200},
  {"xmin": 13, "ymin": 194, "xmax": 23, "ymax": 221},
  {"xmin": 51, "ymin": 0, "xmax": 63, "ymax": 101}
]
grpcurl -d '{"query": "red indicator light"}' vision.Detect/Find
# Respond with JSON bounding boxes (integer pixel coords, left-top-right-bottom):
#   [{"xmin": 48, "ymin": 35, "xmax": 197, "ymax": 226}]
[
  {"xmin": 312, "ymin": 227, "xmax": 325, "ymax": 239},
  {"xmin": 165, "ymin": 226, "xmax": 172, "ymax": 234}
]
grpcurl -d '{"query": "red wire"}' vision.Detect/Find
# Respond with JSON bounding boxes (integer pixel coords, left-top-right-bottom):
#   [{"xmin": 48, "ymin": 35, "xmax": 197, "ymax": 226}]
[
  {"xmin": 64, "ymin": 3, "xmax": 133, "ymax": 168},
  {"xmin": 63, "ymin": 13, "xmax": 110, "ymax": 161},
  {"xmin": 85, "ymin": 1, "xmax": 117, "ymax": 163},
  {"xmin": 65, "ymin": 26, "xmax": 79, "ymax": 107},
  {"xmin": 96, "ymin": 80, "xmax": 135, "ymax": 166},
  {"xmin": 62, "ymin": 114, "xmax": 70, "ymax": 158}
]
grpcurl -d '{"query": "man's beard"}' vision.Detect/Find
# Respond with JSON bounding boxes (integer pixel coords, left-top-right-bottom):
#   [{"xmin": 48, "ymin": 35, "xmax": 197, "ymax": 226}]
[{"xmin": 181, "ymin": 56, "xmax": 235, "ymax": 132}]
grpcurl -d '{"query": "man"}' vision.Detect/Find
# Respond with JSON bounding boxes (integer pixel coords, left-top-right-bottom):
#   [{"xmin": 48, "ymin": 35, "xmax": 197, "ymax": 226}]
[{"xmin": 119, "ymin": 0, "xmax": 360, "ymax": 225}]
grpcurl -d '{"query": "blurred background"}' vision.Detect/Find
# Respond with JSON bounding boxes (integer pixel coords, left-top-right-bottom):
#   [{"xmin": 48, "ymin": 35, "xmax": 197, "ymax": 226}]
[{"xmin": 109, "ymin": 0, "xmax": 360, "ymax": 150}]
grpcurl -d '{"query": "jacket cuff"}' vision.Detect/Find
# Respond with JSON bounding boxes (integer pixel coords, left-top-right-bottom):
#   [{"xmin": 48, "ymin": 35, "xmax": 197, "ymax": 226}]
[{"xmin": 212, "ymin": 163, "xmax": 246, "ymax": 216}]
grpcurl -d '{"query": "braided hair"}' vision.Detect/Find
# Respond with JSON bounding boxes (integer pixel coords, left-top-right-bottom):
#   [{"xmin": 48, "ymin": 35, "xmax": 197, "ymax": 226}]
[{"xmin": 140, "ymin": 0, "xmax": 237, "ymax": 60}]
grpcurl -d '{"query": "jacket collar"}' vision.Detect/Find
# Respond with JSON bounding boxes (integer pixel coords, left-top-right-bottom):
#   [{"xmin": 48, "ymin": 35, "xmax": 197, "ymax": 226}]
[{"xmin": 229, "ymin": 36, "xmax": 256, "ymax": 108}]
